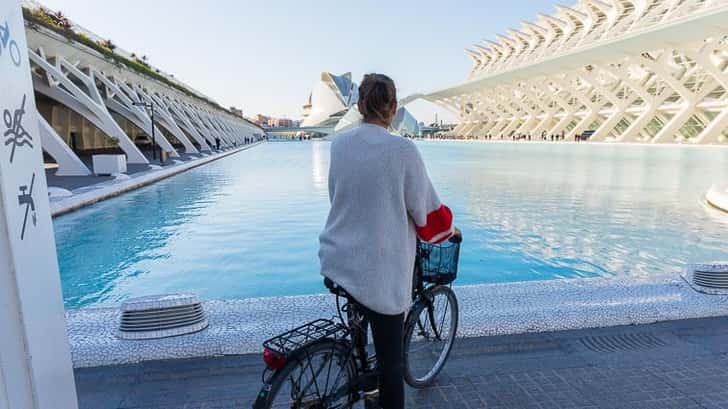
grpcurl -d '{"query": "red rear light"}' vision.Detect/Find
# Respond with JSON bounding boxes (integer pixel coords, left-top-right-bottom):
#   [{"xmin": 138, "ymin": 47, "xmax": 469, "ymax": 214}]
[{"xmin": 263, "ymin": 348, "xmax": 287, "ymax": 370}]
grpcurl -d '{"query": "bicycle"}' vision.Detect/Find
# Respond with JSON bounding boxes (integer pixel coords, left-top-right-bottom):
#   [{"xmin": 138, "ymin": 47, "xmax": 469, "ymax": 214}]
[{"xmin": 253, "ymin": 235, "xmax": 462, "ymax": 408}]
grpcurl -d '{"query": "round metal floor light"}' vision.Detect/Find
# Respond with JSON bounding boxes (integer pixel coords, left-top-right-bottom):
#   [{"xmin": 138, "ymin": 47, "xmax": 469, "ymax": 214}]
[
  {"xmin": 684, "ymin": 263, "xmax": 728, "ymax": 294},
  {"xmin": 118, "ymin": 294, "xmax": 208, "ymax": 340}
]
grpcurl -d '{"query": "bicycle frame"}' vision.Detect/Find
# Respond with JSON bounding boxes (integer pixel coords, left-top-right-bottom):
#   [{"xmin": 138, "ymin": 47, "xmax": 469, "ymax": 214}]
[
  {"xmin": 256, "ymin": 244, "xmax": 457, "ymax": 407},
  {"xmin": 410, "ymin": 272, "xmax": 446, "ymax": 341}
]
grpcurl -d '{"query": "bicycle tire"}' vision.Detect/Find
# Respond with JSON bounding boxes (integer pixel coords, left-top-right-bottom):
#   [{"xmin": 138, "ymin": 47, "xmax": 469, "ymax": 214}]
[
  {"xmin": 403, "ymin": 285, "xmax": 459, "ymax": 388},
  {"xmin": 253, "ymin": 340, "xmax": 358, "ymax": 409}
]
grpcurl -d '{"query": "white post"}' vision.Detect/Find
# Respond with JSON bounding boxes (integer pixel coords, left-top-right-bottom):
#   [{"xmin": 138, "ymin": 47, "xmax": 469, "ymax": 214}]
[{"xmin": 0, "ymin": 3, "xmax": 78, "ymax": 409}]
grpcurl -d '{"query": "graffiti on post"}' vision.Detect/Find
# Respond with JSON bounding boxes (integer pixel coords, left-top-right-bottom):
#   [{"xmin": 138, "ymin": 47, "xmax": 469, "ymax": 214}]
[
  {"xmin": 3, "ymin": 94, "xmax": 33, "ymax": 163},
  {"xmin": 0, "ymin": 20, "xmax": 21, "ymax": 67},
  {"xmin": 17, "ymin": 172, "xmax": 37, "ymax": 240}
]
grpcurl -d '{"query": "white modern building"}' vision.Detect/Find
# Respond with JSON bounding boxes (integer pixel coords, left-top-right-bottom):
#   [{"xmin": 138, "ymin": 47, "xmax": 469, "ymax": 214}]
[
  {"xmin": 392, "ymin": 106, "xmax": 421, "ymax": 137},
  {"xmin": 302, "ymin": 71, "xmax": 420, "ymax": 136},
  {"xmin": 418, "ymin": 0, "xmax": 728, "ymax": 144},
  {"xmin": 301, "ymin": 72, "xmax": 358, "ymax": 128},
  {"xmin": 20, "ymin": 2, "xmax": 265, "ymax": 177}
]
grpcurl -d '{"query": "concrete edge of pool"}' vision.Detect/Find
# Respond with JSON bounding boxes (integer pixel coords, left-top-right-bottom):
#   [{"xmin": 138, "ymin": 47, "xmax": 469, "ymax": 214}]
[
  {"xmin": 50, "ymin": 142, "xmax": 264, "ymax": 217},
  {"xmin": 66, "ymin": 274, "xmax": 728, "ymax": 368},
  {"xmin": 706, "ymin": 183, "xmax": 728, "ymax": 213}
]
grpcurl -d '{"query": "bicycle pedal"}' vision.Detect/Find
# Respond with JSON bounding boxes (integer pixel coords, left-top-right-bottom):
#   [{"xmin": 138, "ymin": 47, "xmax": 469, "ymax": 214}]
[{"xmin": 363, "ymin": 389, "xmax": 380, "ymax": 409}]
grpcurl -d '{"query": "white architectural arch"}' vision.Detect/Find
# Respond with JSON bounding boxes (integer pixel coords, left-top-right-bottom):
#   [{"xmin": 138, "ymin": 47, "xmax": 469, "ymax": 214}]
[
  {"xmin": 37, "ymin": 116, "xmax": 92, "ymax": 176},
  {"xmin": 93, "ymin": 71, "xmax": 182, "ymax": 157},
  {"xmin": 419, "ymin": 0, "xmax": 728, "ymax": 144},
  {"xmin": 29, "ymin": 49, "xmax": 149, "ymax": 163},
  {"xmin": 21, "ymin": 7, "xmax": 263, "ymax": 175}
]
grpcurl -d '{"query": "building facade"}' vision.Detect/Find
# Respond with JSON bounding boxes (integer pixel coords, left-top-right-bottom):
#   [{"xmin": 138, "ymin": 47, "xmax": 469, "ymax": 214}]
[
  {"xmin": 301, "ymin": 72, "xmax": 358, "ymax": 127},
  {"xmin": 420, "ymin": 0, "xmax": 728, "ymax": 144},
  {"xmin": 19, "ymin": 2, "xmax": 264, "ymax": 177}
]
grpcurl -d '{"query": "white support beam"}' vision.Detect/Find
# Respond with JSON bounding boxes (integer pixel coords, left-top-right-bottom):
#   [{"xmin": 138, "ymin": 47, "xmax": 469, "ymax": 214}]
[
  {"xmin": 28, "ymin": 50, "xmax": 149, "ymax": 164},
  {"xmin": 37, "ymin": 116, "xmax": 91, "ymax": 176},
  {"xmin": 94, "ymin": 72, "xmax": 180, "ymax": 158},
  {"xmin": 161, "ymin": 97, "xmax": 213, "ymax": 151},
  {"xmin": 136, "ymin": 88, "xmax": 209, "ymax": 152}
]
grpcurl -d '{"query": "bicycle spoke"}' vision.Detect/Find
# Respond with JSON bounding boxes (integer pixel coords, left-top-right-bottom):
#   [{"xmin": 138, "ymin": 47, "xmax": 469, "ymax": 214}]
[
  {"xmin": 304, "ymin": 352, "xmax": 329, "ymax": 400},
  {"xmin": 428, "ymin": 303, "xmax": 441, "ymax": 340},
  {"xmin": 405, "ymin": 287, "xmax": 458, "ymax": 386},
  {"xmin": 436, "ymin": 294, "xmax": 450, "ymax": 340},
  {"xmin": 323, "ymin": 347, "xmax": 335, "ymax": 398}
]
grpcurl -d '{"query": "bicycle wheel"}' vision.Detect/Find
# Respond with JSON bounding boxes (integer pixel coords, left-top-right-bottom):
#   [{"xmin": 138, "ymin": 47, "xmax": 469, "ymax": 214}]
[
  {"xmin": 254, "ymin": 340, "xmax": 363, "ymax": 409},
  {"xmin": 403, "ymin": 285, "xmax": 459, "ymax": 388}
]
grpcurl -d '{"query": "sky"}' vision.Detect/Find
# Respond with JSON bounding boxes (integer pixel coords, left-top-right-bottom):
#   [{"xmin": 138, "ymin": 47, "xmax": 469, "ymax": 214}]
[{"xmin": 39, "ymin": 0, "xmax": 559, "ymax": 124}]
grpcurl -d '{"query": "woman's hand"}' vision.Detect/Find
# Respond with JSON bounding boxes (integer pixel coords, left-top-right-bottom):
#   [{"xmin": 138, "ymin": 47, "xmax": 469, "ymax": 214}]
[{"xmin": 449, "ymin": 227, "xmax": 462, "ymax": 243}]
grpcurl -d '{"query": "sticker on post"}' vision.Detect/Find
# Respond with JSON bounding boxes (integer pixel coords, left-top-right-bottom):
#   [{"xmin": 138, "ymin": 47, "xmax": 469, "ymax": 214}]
[
  {"xmin": 18, "ymin": 173, "xmax": 37, "ymax": 240},
  {"xmin": 3, "ymin": 94, "xmax": 33, "ymax": 163}
]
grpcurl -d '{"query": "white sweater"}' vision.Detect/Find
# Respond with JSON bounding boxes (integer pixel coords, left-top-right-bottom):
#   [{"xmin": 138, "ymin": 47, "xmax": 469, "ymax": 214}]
[{"xmin": 319, "ymin": 124, "xmax": 454, "ymax": 315}]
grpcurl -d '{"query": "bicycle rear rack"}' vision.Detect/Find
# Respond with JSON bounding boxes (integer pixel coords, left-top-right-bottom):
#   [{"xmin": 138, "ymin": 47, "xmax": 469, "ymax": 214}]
[{"xmin": 263, "ymin": 319, "xmax": 348, "ymax": 356}]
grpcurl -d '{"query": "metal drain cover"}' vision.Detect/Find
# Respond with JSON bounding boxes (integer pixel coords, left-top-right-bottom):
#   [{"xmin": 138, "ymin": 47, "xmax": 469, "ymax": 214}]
[
  {"xmin": 118, "ymin": 294, "xmax": 208, "ymax": 340},
  {"xmin": 580, "ymin": 333, "xmax": 666, "ymax": 353},
  {"xmin": 683, "ymin": 263, "xmax": 728, "ymax": 294}
]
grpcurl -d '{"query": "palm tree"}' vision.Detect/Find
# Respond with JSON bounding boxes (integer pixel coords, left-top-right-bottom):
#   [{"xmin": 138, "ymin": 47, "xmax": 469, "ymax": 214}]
[{"xmin": 52, "ymin": 11, "xmax": 72, "ymax": 30}]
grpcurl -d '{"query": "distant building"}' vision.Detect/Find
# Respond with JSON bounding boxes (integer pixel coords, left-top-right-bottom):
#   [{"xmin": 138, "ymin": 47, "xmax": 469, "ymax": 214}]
[
  {"xmin": 269, "ymin": 117, "xmax": 296, "ymax": 128},
  {"xmin": 298, "ymin": 71, "xmax": 420, "ymax": 136},
  {"xmin": 251, "ymin": 114, "xmax": 270, "ymax": 127},
  {"xmin": 301, "ymin": 72, "xmax": 358, "ymax": 127}
]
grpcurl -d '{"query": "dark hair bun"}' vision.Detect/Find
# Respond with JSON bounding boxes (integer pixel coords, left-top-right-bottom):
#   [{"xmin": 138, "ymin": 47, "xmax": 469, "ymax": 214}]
[{"xmin": 358, "ymin": 74, "xmax": 397, "ymax": 124}]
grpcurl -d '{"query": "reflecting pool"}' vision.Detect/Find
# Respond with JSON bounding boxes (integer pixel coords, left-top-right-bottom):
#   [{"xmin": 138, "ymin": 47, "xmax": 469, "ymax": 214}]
[{"xmin": 54, "ymin": 141, "xmax": 728, "ymax": 308}]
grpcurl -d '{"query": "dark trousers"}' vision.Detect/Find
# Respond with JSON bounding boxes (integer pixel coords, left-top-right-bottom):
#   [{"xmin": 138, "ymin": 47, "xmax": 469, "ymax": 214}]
[{"xmin": 360, "ymin": 303, "xmax": 405, "ymax": 409}]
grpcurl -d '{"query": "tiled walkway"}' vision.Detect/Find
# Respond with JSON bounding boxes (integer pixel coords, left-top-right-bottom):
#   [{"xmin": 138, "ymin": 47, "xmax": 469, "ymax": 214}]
[{"xmin": 75, "ymin": 316, "xmax": 728, "ymax": 409}]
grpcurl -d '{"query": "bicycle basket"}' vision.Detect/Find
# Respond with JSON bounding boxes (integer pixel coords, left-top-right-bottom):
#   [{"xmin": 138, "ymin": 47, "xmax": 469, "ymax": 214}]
[
  {"xmin": 262, "ymin": 319, "xmax": 348, "ymax": 356},
  {"xmin": 417, "ymin": 238, "xmax": 461, "ymax": 285}
]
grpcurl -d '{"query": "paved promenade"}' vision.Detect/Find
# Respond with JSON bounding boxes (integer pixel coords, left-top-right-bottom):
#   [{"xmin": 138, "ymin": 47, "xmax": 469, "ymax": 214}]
[{"xmin": 75, "ymin": 316, "xmax": 728, "ymax": 409}]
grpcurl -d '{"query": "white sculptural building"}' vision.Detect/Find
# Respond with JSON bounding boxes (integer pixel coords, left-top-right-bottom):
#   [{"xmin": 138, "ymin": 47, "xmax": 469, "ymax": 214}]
[
  {"xmin": 301, "ymin": 72, "xmax": 359, "ymax": 128},
  {"xmin": 19, "ymin": 2, "xmax": 264, "ymax": 177},
  {"xmin": 420, "ymin": 0, "xmax": 728, "ymax": 144},
  {"xmin": 303, "ymin": 71, "xmax": 421, "ymax": 136}
]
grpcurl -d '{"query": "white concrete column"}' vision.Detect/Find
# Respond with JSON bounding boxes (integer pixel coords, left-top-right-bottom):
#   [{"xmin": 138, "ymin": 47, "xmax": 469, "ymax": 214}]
[
  {"xmin": 0, "ymin": 4, "xmax": 78, "ymax": 409},
  {"xmin": 133, "ymin": 86, "xmax": 205, "ymax": 153},
  {"xmin": 161, "ymin": 97, "xmax": 213, "ymax": 151},
  {"xmin": 37, "ymin": 116, "xmax": 91, "ymax": 176},
  {"xmin": 94, "ymin": 72, "xmax": 181, "ymax": 157},
  {"xmin": 28, "ymin": 51, "xmax": 148, "ymax": 164}
]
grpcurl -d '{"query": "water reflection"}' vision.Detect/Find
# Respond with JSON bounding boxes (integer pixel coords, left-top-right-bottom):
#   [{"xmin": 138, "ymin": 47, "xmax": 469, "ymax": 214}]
[
  {"xmin": 54, "ymin": 142, "xmax": 728, "ymax": 308},
  {"xmin": 311, "ymin": 141, "xmax": 328, "ymax": 192},
  {"xmin": 420, "ymin": 143, "xmax": 728, "ymax": 283}
]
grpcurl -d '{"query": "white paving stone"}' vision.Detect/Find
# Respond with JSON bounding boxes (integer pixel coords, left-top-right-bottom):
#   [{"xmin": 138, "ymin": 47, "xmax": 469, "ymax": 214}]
[
  {"xmin": 66, "ymin": 273, "xmax": 728, "ymax": 368},
  {"xmin": 50, "ymin": 143, "xmax": 263, "ymax": 217}
]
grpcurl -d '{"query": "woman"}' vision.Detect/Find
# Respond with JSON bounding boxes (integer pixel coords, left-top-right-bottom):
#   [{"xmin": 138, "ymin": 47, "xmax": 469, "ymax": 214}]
[{"xmin": 319, "ymin": 74, "xmax": 458, "ymax": 409}]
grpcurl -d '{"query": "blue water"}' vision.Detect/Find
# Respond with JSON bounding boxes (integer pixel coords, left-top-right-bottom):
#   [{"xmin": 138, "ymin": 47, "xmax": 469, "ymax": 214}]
[{"xmin": 54, "ymin": 141, "xmax": 728, "ymax": 308}]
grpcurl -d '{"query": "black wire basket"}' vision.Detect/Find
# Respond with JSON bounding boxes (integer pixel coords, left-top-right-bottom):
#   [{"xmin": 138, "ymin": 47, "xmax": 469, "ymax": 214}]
[{"xmin": 417, "ymin": 236, "xmax": 461, "ymax": 285}]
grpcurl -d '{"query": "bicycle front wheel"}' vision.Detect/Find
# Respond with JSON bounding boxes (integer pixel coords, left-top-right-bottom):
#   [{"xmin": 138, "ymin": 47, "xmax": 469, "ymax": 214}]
[
  {"xmin": 254, "ymin": 340, "xmax": 361, "ymax": 409},
  {"xmin": 403, "ymin": 285, "xmax": 459, "ymax": 388}
]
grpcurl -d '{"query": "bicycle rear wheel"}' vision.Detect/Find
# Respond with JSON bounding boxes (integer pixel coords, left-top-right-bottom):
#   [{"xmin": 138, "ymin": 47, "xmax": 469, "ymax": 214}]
[
  {"xmin": 254, "ymin": 340, "xmax": 362, "ymax": 409},
  {"xmin": 403, "ymin": 285, "xmax": 459, "ymax": 388}
]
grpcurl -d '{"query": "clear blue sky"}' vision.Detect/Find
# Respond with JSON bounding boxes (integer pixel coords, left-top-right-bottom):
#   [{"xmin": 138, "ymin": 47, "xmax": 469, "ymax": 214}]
[{"xmin": 39, "ymin": 0, "xmax": 559, "ymax": 123}]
